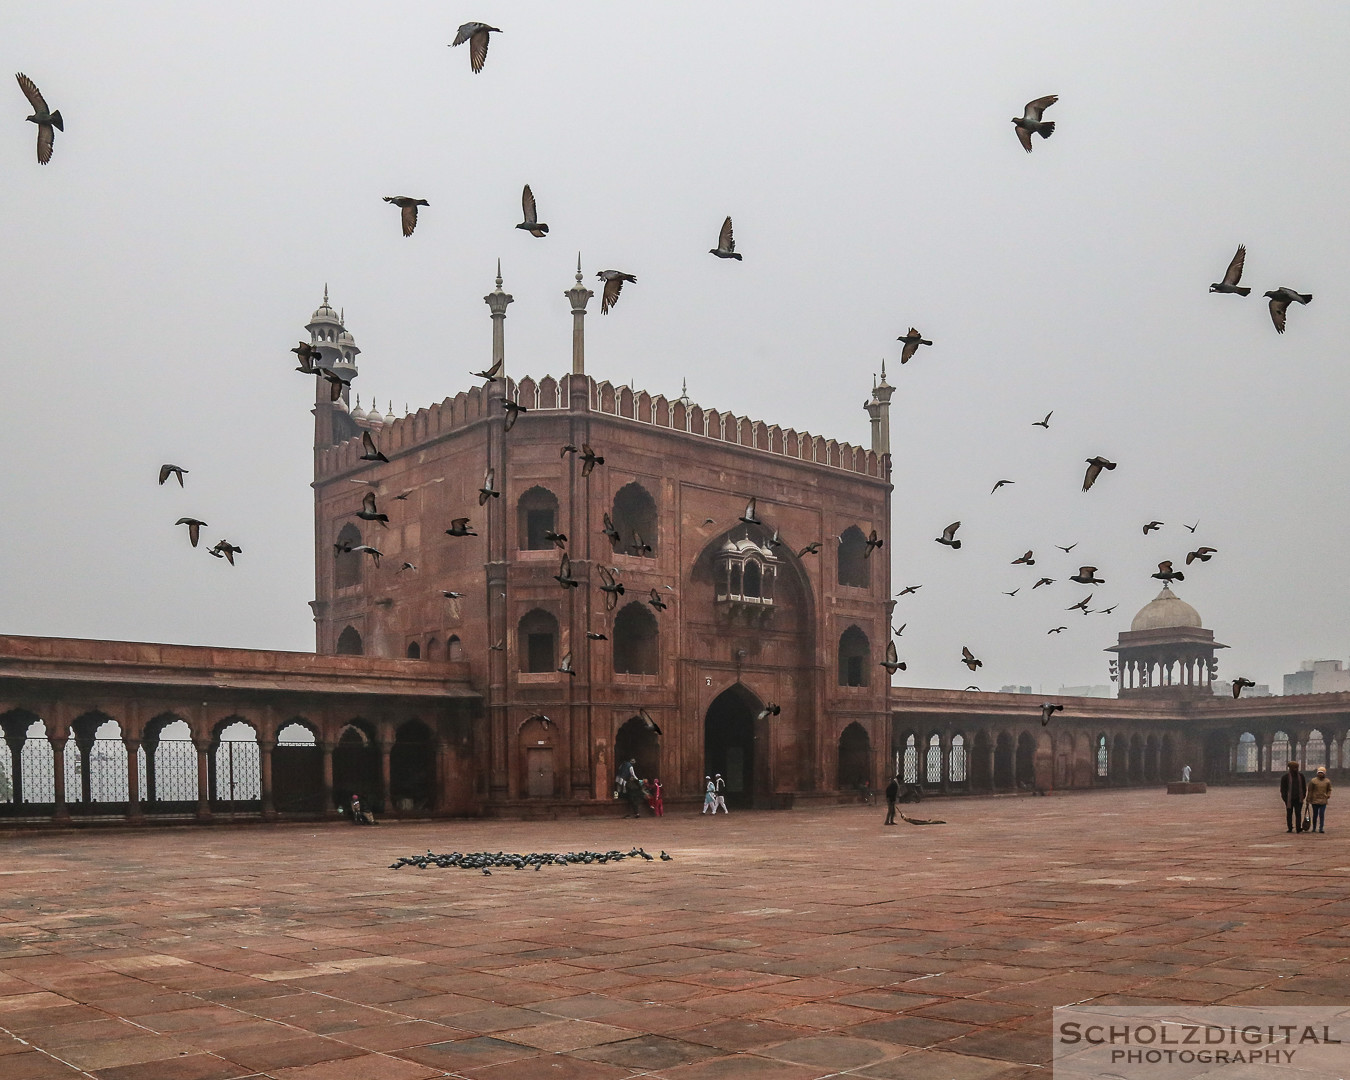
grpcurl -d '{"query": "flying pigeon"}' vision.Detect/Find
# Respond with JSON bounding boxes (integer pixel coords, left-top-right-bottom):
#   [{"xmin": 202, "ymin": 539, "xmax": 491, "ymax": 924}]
[
  {"xmin": 1033, "ymin": 577, "xmax": 1055, "ymax": 589},
  {"xmin": 881, "ymin": 640, "xmax": 906, "ymax": 674},
  {"xmin": 356, "ymin": 491, "xmax": 388, "ymax": 526},
  {"xmin": 1047, "ymin": 626, "xmax": 1067, "ymax": 634},
  {"xmin": 1183, "ymin": 522, "xmax": 1199, "ymax": 533},
  {"xmin": 1056, "ymin": 543, "xmax": 1077, "ymax": 552},
  {"xmin": 479, "ymin": 468, "xmax": 499, "ymax": 505},
  {"xmin": 561, "ymin": 443, "xmax": 578, "ymax": 457},
  {"xmin": 586, "ymin": 631, "xmax": 608, "ymax": 641},
  {"xmin": 554, "ymin": 554, "xmax": 579, "ymax": 589},
  {"xmin": 1152, "ymin": 560, "xmax": 1184, "ymax": 584},
  {"xmin": 451, "ymin": 22, "xmax": 501, "ymax": 74},
  {"xmin": 864, "ymin": 528, "xmax": 884, "ymax": 557},
  {"xmin": 360, "ymin": 431, "xmax": 388, "ymax": 463},
  {"xmin": 1069, "ymin": 566, "xmax": 1103, "ymax": 585},
  {"xmin": 991, "ymin": 480, "xmax": 1014, "ymax": 493},
  {"xmin": 1210, "ymin": 245, "xmax": 1251, "ymax": 296},
  {"xmin": 1232, "ymin": 677, "xmax": 1256, "ymax": 699},
  {"xmin": 710, "ymin": 216, "xmax": 741, "ymax": 260},
  {"xmin": 16, "ymin": 74, "xmax": 62, "ymax": 164},
  {"xmin": 1142, "ymin": 521, "xmax": 1163, "ymax": 535},
  {"xmin": 383, "ymin": 196, "xmax": 429, "ymax": 237},
  {"xmin": 797, "ymin": 542, "xmax": 821, "ymax": 557},
  {"xmin": 442, "ymin": 590, "xmax": 463, "ymax": 599},
  {"xmin": 597, "ymin": 565, "xmax": 625, "ymax": 610},
  {"xmin": 580, "ymin": 444, "xmax": 604, "ymax": 476},
  {"xmin": 1185, "ymin": 547, "xmax": 1217, "ymax": 565},
  {"xmin": 896, "ymin": 585, "xmax": 922, "ymax": 596},
  {"xmin": 638, "ymin": 708, "xmax": 663, "ymax": 734},
  {"xmin": 648, "ymin": 588, "xmax": 668, "ymax": 612},
  {"xmin": 1097, "ymin": 605, "xmax": 1118, "ymax": 614},
  {"xmin": 1040, "ymin": 703, "xmax": 1064, "ymax": 726},
  {"xmin": 601, "ymin": 512, "xmax": 622, "ymax": 546},
  {"xmin": 739, "ymin": 497, "xmax": 761, "ymax": 526},
  {"xmin": 755, "ymin": 703, "xmax": 781, "ymax": 721},
  {"xmin": 489, "ymin": 639, "xmax": 504, "ymax": 651},
  {"xmin": 503, "ymin": 399, "xmax": 526, "ymax": 431},
  {"xmin": 892, "ymin": 622, "xmax": 906, "ymax": 636},
  {"xmin": 934, "ymin": 521, "xmax": 961, "ymax": 549},
  {"xmin": 1004, "ymin": 589, "xmax": 1020, "ymax": 597},
  {"xmin": 1067, "ymin": 593, "xmax": 1093, "ymax": 613},
  {"xmin": 349, "ymin": 545, "xmax": 383, "ymax": 567},
  {"xmin": 293, "ymin": 341, "xmax": 321, "ymax": 372},
  {"xmin": 1033, "ymin": 411, "xmax": 1053, "ymax": 429},
  {"xmin": 597, "ymin": 270, "xmax": 637, "ymax": 314},
  {"xmin": 1013, "ymin": 94, "xmax": 1057, "ymax": 152},
  {"xmin": 516, "ymin": 184, "xmax": 548, "ymax": 236},
  {"xmin": 557, "ymin": 651, "xmax": 576, "ymax": 677},
  {"xmin": 209, "ymin": 540, "xmax": 242, "ymax": 565},
  {"xmin": 159, "ymin": 464, "xmax": 188, "ymax": 487},
  {"xmin": 1082, "ymin": 456, "xmax": 1116, "ymax": 491},
  {"xmin": 629, "ymin": 531, "xmax": 652, "ymax": 556},
  {"xmin": 543, "ymin": 530, "xmax": 567, "ymax": 549},
  {"xmin": 896, "ymin": 328, "xmax": 932, "ymax": 364},
  {"xmin": 960, "ymin": 646, "xmax": 983, "ymax": 672},
  {"xmin": 473, "ymin": 358, "xmax": 503, "ymax": 382},
  {"xmin": 397, "ymin": 562, "xmax": 417, "ymax": 574},
  {"xmin": 1012, "ymin": 551, "xmax": 1035, "ymax": 565},
  {"xmin": 1264, "ymin": 287, "xmax": 1312, "ymax": 334},
  {"xmin": 175, "ymin": 518, "xmax": 207, "ymax": 547},
  {"xmin": 445, "ymin": 518, "xmax": 476, "ymax": 537},
  {"xmin": 317, "ymin": 368, "xmax": 350, "ymax": 401}
]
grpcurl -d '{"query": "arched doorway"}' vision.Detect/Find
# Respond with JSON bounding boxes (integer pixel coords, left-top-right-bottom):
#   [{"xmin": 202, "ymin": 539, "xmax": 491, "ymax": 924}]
[
  {"xmin": 836, "ymin": 722, "xmax": 871, "ymax": 790},
  {"xmin": 333, "ymin": 722, "xmax": 380, "ymax": 812},
  {"xmin": 615, "ymin": 715, "xmax": 661, "ymax": 785},
  {"xmin": 970, "ymin": 730, "xmax": 991, "ymax": 790},
  {"xmin": 1015, "ymin": 732, "xmax": 1037, "ymax": 789},
  {"xmin": 390, "ymin": 720, "xmax": 435, "ymax": 812},
  {"xmin": 274, "ymin": 720, "xmax": 323, "ymax": 813},
  {"xmin": 994, "ymin": 731, "xmax": 1014, "ymax": 789},
  {"xmin": 704, "ymin": 684, "xmax": 763, "ymax": 808}
]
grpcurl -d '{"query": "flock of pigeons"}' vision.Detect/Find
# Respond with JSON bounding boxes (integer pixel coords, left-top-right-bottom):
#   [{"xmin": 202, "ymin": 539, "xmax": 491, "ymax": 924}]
[
  {"xmin": 157, "ymin": 464, "xmax": 243, "ymax": 566},
  {"xmin": 390, "ymin": 846, "xmax": 671, "ymax": 874}
]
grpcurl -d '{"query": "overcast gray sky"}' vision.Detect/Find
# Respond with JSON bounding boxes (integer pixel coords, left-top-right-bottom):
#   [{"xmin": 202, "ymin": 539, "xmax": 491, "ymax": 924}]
[{"xmin": 3, "ymin": 2, "xmax": 1348, "ymax": 693}]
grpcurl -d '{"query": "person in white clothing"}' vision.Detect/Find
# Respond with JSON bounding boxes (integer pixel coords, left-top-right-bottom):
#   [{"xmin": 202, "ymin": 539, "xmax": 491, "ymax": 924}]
[
  {"xmin": 713, "ymin": 773, "xmax": 729, "ymax": 814},
  {"xmin": 702, "ymin": 776, "xmax": 716, "ymax": 814}
]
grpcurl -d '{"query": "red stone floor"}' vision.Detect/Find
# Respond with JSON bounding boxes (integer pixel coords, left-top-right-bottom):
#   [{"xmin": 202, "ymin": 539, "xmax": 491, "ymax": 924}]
[{"xmin": 0, "ymin": 786, "xmax": 1346, "ymax": 1079}]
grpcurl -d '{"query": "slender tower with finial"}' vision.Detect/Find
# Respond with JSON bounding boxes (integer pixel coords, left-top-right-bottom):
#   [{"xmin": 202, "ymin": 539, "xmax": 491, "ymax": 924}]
[
  {"xmin": 483, "ymin": 261, "xmax": 512, "ymax": 797},
  {"xmin": 566, "ymin": 253, "xmax": 593, "ymax": 377}
]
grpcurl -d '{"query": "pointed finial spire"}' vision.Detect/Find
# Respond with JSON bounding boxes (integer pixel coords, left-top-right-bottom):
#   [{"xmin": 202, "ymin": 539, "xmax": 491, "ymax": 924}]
[
  {"xmin": 495, "ymin": 258, "xmax": 503, "ymax": 288},
  {"xmin": 339, "ymin": 307, "xmax": 344, "ymax": 326},
  {"xmin": 323, "ymin": 283, "xmax": 329, "ymax": 306},
  {"xmin": 575, "ymin": 252, "xmax": 583, "ymax": 284},
  {"xmin": 880, "ymin": 358, "xmax": 889, "ymax": 383}
]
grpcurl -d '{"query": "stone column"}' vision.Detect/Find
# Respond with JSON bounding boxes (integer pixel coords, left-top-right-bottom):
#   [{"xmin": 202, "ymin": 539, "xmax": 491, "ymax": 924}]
[
  {"xmin": 4, "ymin": 726, "xmax": 24, "ymax": 807},
  {"xmin": 378, "ymin": 740, "xmax": 393, "ymax": 814},
  {"xmin": 566, "ymin": 254, "xmax": 593, "ymax": 376},
  {"xmin": 982, "ymin": 734, "xmax": 996, "ymax": 793},
  {"xmin": 194, "ymin": 739, "xmax": 212, "ymax": 820},
  {"xmin": 259, "ymin": 738, "xmax": 276, "ymax": 820},
  {"xmin": 320, "ymin": 741, "xmax": 336, "ymax": 816},
  {"xmin": 125, "ymin": 737, "xmax": 142, "ymax": 822},
  {"xmin": 51, "ymin": 735, "xmax": 70, "ymax": 822},
  {"xmin": 484, "ymin": 263, "xmax": 513, "ymax": 800},
  {"xmin": 566, "ymin": 260, "xmax": 595, "ymax": 801}
]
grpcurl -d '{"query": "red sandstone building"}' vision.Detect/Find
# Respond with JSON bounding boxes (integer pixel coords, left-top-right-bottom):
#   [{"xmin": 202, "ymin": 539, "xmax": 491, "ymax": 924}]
[{"xmin": 0, "ymin": 273, "xmax": 1347, "ymax": 824}]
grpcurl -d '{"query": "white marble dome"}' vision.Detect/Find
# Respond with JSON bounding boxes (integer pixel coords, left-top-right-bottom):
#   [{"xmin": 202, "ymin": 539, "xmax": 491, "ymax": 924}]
[{"xmin": 1130, "ymin": 585, "xmax": 1202, "ymax": 632}]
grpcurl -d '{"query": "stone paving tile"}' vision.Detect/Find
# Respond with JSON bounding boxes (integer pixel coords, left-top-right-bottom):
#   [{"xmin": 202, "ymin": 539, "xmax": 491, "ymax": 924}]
[{"xmin": 1, "ymin": 788, "xmax": 1347, "ymax": 1079}]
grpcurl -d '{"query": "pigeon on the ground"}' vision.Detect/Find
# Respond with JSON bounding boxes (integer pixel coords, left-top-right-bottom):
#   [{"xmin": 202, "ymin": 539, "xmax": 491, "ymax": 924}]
[
  {"xmin": 1210, "ymin": 245, "xmax": 1251, "ymax": 296},
  {"xmin": 710, "ymin": 216, "xmax": 741, "ymax": 260},
  {"xmin": 896, "ymin": 328, "xmax": 932, "ymax": 363},
  {"xmin": 935, "ymin": 522, "xmax": 961, "ymax": 549},
  {"xmin": 597, "ymin": 270, "xmax": 637, "ymax": 314},
  {"xmin": 451, "ymin": 22, "xmax": 501, "ymax": 74},
  {"xmin": 1142, "ymin": 521, "xmax": 1163, "ymax": 535},
  {"xmin": 360, "ymin": 432, "xmax": 388, "ymax": 463},
  {"xmin": 1264, "ymin": 287, "xmax": 1312, "ymax": 334},
  {"xmin": 961, "ymin": 646, "xmax": 982, "ymax": 671},
  {"xmin": 1232, "ymin": 677, "xmax": 1256, "ymax": 699},
  {"xmin": 175, "ymin": 518, "xmax": 207, "ymax": 547},
  {"xmin": 383, "ymin": 196, "xmax": 429, "ymax": 237},
  {"xmin": 660, "ymin": 851, "xmax": 672, "ymax": 861},
  {"xmin": 479, "ymin": 468, "xmax": 499, "ymax": 505},
  {"xmin": 516, "ymin": 185, "xmax": 548, "ymax": 236},
  {"xmin": 159, "ymin": 464, "xmax": 188, "ymax": 487},
  {"xmin": 1152, "ymin": 560, "xmax": 1184, "ymax": 584},
  {"xmin": 16, "ymin": 74, "xmax": 61, "ymax": 164},
  {"xmin": 1013, "ymin": 95, "xmax": 1057, "ymax": 152},
  {"xmin": 209, "ymin": 540, "xmax": 242, "ymax": 565},
  {"xmin": 1069, "ymin": 566, "xmax": 1103, "ymax": 585},
  {"xmin": 1040, "ymin": 703, "xmax": 1065, "ymax": 726},
  {"xmin": 356, "ymin": 492, "xmax": 388, "ymax": 527},
  {"xmin": 445, "ymin": 518, "xmax": 476, "ymax": 537},
  {"xmin": 1082, "ymin": 456, "xmax": 1116, "ymax": 491},
  {"xmin": 1186, "ymin": 547, "xmax": 1217, "ymax": 564}
]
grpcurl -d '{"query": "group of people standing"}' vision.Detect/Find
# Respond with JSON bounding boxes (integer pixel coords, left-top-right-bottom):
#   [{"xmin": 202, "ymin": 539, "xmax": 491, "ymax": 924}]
[
  {"xmin": 1282, "ymin": 761, "xmax": 1333, "ymax": 833},
  {"xmin": 615, "ymin": 758, "xmax": 663, "ymax": 817}
]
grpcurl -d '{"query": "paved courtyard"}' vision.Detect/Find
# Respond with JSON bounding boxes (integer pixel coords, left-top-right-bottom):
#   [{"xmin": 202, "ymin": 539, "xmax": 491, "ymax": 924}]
[{"xmin": 0, "ymin": 786, "xmax": 1346, "ymax": 1080}]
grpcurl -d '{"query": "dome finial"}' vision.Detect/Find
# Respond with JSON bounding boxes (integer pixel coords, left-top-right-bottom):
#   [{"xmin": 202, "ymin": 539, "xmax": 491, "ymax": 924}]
[
  {"xmin": 495, "ymin": 258, "xmax": 503, "ymax": 288},
  {"xmin": 575, "ymin": 252, "xmax": 583, "ymax": 284},
  {"xmin": 323, "ymin": 283, "xmax": 329, "ymax": 306}
]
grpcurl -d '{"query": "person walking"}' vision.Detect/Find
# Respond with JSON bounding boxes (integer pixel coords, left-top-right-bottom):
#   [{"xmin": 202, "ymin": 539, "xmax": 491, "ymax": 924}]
[
  {"xmin": 619, "ymin": 758, "xmax": 644, "ymax": 818},
  {"xmin": 713, "ymin": 773, "xmax": 729, "ymax": 814},
  {"xmin": 1306, "ymin": 766, "xmax": 1332, "ymax": 833},
  {"xmin": 884, "ymin": 774, "xmax": 899, "ymax": 825},
  {"xmin": 648, "ymin": 777, "xmax": 664, "ymax": 817},
  {"xmin": 702, "ymin": 776, "xmax": 716, "ymax": 814},
  {"xmin": 1281, "ymin": 760, "xmax": 1308, "ymax": 833}
]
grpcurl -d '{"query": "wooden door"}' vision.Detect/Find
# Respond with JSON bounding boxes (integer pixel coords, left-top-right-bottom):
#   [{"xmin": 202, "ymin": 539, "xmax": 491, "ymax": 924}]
[{"xmin": 527, "ymin": 747, "xmax": 554, "ymax": 798}]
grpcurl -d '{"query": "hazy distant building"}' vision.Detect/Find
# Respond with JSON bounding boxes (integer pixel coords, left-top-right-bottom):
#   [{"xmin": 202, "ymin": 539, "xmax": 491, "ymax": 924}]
[
  {"xmin": 1056, "ymin": 685, "xmax": 1113, "ymax": 699},
  {"xmin": 1000, "ymin": 685, "xmax": 1034, "ymax": 695},
  {"xmin": 1284, "ymin": 660, "xmax": 1350, "ymax": 696}
]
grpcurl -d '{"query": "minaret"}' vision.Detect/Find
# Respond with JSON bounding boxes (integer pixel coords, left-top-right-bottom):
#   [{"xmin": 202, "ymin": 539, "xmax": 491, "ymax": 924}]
[
  {"xmin": 565, "ymin": 253, "xmax": 593, "ymax": 376},
  {"xmin": 483, "ymin": 262, "xmax": 512, "ymax": 798},
  {"xmin": 871, "ymin": 360, "xmax": 894, "ymax": 459},
  {"xmin": 306, "ymin": 285, "xmax": 360, "ymax": 449}
]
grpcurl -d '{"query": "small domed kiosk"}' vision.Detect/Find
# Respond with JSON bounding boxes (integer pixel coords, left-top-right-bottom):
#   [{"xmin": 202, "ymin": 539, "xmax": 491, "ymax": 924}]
[{"xmin": 1108, "ymin": 585, "xmax": 1226, "ymax": 698}]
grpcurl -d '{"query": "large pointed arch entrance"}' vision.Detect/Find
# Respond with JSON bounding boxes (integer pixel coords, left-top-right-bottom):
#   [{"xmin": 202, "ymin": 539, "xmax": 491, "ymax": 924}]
[{"xmin": 704, "ymin": 684, "xmax": 765, "ymax": 808}]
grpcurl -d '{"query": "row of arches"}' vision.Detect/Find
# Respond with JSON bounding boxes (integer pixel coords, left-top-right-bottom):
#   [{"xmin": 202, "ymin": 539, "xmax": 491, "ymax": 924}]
[
  {"xmin": 0, "ymin": 708, "xmax": 449, "ymax": 821},
  {"xmin": 1215, "ymin": 728, "xmax": 1348, "ymax": 776}
]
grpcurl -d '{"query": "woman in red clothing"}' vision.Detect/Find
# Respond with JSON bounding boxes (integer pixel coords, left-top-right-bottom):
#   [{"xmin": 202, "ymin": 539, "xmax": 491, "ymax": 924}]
[{"xmin": 648, "ymin": 778, "xmax": 664, "ymax": 817}]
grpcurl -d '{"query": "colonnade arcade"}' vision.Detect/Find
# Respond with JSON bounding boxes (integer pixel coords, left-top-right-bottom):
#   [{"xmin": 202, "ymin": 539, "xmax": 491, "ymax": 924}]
[
  {"xmin": 1203, "ymin": 722, "xmax": 1350, "ymax": 780},
  {"xmin": 1118, "ymin": 652, "xmax": 1216, "ymax": 691}
]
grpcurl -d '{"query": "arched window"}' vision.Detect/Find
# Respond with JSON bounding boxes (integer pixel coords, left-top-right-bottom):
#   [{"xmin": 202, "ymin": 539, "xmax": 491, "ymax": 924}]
[
  {"xmin": 902, "ymin": 734, "xmax": 918, "ymax": 784},
  {"xmin": 611, "ymin": 482, "xmax": 658, "ymax": 557},
  {"xmin": 1236, "ymin": 732, "xmax": 1258, "ymax": 773},
  {"xmin": 743, "ymin": 561, "xmax": 762, "ymax": 598},
  {"xmin": 1096, "ymin": 734, "xmax": 1109, "ymax": 777},
  {"xmin": 336, "ymin": 626, "xmax": 363, "ymax": 656},
  {"xmin": 925, "ymin": 734, "xmax": 942, "ymax": 784},
  {"xmin": 1306, "ymin": 729, "xmax": 1328, "ymax": 770},
  {"xmin": 406, "ymin": 642, "xmax": 421, "ymax": 659},
  {"xmin": 425, "ymin": 637, "xmax": 442, "ymax": 661},
  {"xmin": 517, "ymin": 609, "xmax": 559, "ymax": 673},
  {"xmin": 447, "ymin": 635, "xmax": 463, "ymax": 661},
  {"xmin": 838, "ymin": 625, "xmax": 870, "ymax": 687},
  {"xmin": 518, "ymin": 486, "xmax": 560, "ymax": 551},
  {"xmin": 613, "ymin": 602, "xmax": 659, "ymax": 675},
  {"xmin": 949, "ymin": 734, "xmax": 967, "ymax": 782},
  {"xmin": 1271, "ymin": 730, "xmax": 1291, "ymax": 766},
  {"xmin": 837, "ymin": 526, "xmax": 869, "ymax": 588},
  {"xmin": 335, "ymin": 523, "xmax": 363, "ymax": 589}
]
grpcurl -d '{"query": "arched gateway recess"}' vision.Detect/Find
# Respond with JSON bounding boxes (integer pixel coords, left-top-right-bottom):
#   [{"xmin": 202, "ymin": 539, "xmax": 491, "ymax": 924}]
[
  {"xmin": 836, "ymin": 722, "xmax": 871, "ymax": 790},
  {"xmin": 704, "ymin": 684, "xmax": 765, "ymax": 808},
  {"xmin": 615, "ymin": 715, "xmax": 660, "ymax": 783}
]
